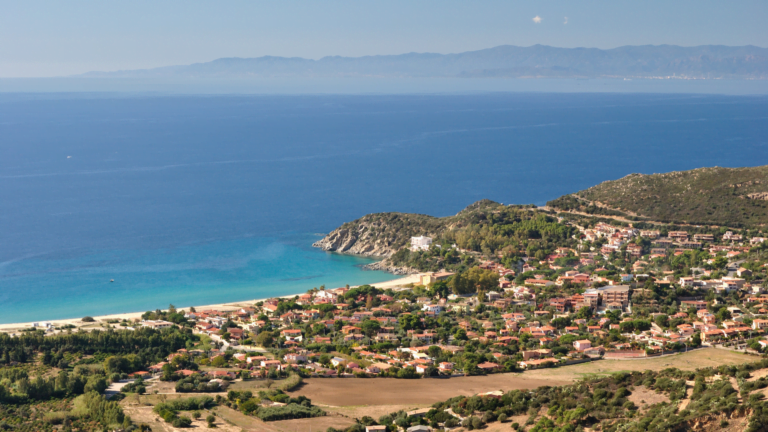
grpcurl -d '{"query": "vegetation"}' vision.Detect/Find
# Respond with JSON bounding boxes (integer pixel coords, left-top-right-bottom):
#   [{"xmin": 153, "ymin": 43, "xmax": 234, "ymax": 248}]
[
  {"xmin": 548, "ymin": 165, "xmax": 768, "ymax": 228},
  {"xmin": 153, "ymin": 396, "xmax": 216, "ymax": 427},
  {"xmin": 384, "ymin": 203, "xmax": 575, "ymax": 272}
]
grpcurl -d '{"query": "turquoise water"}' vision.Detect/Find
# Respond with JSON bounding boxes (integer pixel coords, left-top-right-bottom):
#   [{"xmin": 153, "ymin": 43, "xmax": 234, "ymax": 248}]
[
  {"xmin": 1, "ymin": 93, "xmax": 767, "ymax": 323},
  {"xmin": 0, "ymin": 233, "xmax": 392, "ymax": 323}
]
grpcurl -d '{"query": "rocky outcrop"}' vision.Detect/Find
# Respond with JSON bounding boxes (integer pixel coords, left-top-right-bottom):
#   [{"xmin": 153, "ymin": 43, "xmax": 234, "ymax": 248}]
[
  {"xmin": 313, "ymin": 200, "xmax": 504, "ymax": 258},
  {"xmin": 362, "ymin": 259, "xmax": 419, "ymax": 275},
  {"xmin": 312, "ymin": 225, "xmax": 400, "ymax": 257}
]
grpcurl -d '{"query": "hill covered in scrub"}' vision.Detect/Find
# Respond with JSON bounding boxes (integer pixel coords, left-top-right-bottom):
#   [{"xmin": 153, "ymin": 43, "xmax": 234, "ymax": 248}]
[
  {"xmin": 548, "ymin": 166, "xmax": 768, "ymax": 228},
  {"xmin": 314, "ymin": 200, "xmax": 576, "ymax": 274},
  {"xmin": 312, "ymin": 199, "xmax": 510, "ymax": 257}
]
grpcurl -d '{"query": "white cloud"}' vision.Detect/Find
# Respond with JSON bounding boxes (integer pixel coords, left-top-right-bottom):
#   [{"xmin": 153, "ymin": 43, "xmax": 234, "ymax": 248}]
[
  {"xmin": 564, "ymin": 16, "xmax": 568, "ymax": 25},
  {"xmin": 532, "ymin": 15, "xmax": 542, "ymax": 24}
]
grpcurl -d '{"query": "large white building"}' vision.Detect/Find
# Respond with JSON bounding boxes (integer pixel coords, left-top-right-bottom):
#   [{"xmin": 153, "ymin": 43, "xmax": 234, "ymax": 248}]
[{"xmin": 410, "ymin": 236, "xmax": 432, "ymax": 251}]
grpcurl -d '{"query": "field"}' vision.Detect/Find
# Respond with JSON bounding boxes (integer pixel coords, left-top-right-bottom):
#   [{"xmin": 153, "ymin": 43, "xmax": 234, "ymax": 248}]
[
  {"xmin": 123, "ymin": 348, "xmax": 755, "ymax": 431},
  {"xmin": 289, "ymin": 374, "xmax": 569, "ymax": 407},
  {"xmin": 521, "ymin": 348, "xmax": 753, "ymax": 382}
]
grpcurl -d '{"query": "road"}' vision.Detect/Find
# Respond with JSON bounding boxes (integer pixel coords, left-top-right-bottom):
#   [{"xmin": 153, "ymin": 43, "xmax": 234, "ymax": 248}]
[{"xmin": 104, "ymin": 379, "xmax": 137, "ymax": 399}]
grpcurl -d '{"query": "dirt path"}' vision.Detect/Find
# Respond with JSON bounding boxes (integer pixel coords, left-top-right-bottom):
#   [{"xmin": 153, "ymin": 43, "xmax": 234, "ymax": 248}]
[
  {"xmin": 748, "ymin": 368, "xmax": 768, "ymax": 382},
  {"xmin": 678, "ymin": 381, "xmax": 695, "ymax": 411},
  {"xmin": 729, "ymin": 377, "xmax": 742, "ymax": 403}
]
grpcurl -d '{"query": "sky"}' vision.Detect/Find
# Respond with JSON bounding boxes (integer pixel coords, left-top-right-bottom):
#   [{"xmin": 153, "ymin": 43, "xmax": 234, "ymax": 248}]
[{"xmin": 1, "ymin": 0, "xmax": 767, "ymax": 78}]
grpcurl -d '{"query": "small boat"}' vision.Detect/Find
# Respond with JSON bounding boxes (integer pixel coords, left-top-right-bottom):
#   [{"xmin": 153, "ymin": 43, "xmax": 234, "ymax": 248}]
[{"xmin": 110, "ymin": 279, "xmax": 114, "ymax": 282}]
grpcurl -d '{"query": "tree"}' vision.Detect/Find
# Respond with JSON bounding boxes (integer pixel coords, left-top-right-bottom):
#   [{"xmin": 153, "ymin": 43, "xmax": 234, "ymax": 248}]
[
  {"xmin": 361, "ymin": 320, "xmax": 381, "ymax": 337},
  {"xmin": 429, "ymin": 281, "xmax": 450, "ymax": 298},
  {"xmin": 206, "ymin": 415, "xmax": 216, "ymax": 428},
  {"xmin": 254, "ymin": 331, "xmax": 274, "ymax": 348},
  {"xmin": 427, "ymin": 346, "xmax": 442, "ymax": 358}
]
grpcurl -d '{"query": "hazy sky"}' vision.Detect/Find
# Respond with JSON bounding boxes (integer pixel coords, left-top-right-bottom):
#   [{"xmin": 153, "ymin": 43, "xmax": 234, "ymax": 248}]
[{"xmin": 2, "ymin": 0, "xmax": 767, "ymax": 77}]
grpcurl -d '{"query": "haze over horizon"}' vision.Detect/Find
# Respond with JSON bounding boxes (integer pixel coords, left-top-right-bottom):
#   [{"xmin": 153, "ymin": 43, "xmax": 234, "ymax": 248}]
[{"xmin": 2, "ymin": 0, "xmax": 768, "ymax": 78}]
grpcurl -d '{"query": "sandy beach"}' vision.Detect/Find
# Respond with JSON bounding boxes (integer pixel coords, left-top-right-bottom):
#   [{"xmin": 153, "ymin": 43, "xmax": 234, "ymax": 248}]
[{"xmin": 0, "ymin": 273, "xmax": 423, "ymax": 333}]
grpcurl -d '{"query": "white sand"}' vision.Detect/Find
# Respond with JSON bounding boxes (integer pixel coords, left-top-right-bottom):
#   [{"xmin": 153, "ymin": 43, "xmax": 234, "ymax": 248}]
[{"xmin": 0, "ymin": 273, "xmax": 424, "ymax": 333}]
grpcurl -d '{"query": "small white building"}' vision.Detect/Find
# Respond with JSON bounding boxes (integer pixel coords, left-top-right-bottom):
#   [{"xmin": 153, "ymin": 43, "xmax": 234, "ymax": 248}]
[
  {"xmin": 422, "ymin": 303, "xmax": 444, "ymax": 314},
  {"xmin": 410, "ymin": 236, "xmax": 433, "ymax": 251},
  {"xmin": 141, "ymin": 320, "xmax": 174, "ymax": 330}
]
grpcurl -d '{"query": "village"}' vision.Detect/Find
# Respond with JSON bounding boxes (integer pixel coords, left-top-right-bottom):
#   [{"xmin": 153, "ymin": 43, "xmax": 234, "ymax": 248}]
[{"xmin": 112, "ymin": 220, "xmax": 768, "ymax": 384}]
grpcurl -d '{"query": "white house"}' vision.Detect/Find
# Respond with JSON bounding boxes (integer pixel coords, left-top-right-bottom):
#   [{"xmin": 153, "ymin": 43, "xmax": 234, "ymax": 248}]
[
  {"xmin": 410, "ymin": 236, "xmax": 433, "ymax": 251},
  {"xmin": 422, "ymin": 303, "xmax": 444, "ymax": 314},
  {"xmin": 141, "ymin": 320, "xmax": 174, "ymax": 330}
]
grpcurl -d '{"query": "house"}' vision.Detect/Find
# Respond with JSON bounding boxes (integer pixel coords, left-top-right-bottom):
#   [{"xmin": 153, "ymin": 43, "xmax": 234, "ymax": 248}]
[
  {"xmin": 574, "ymin": 340, "xmax": 592, "ymax": 351},
  {"xmin": 411, "ymin": 236, "xmax": 432, "ymax": 251},
  {"xmin": 753, "ymin": 319, "xmax": 768, "ymax": 331},
  {"xmin": 210, "ymin": 370, "xmax": 237, "ymax": 379},
  {"xmin": 476, "ymin": 362, "xmax": 501, "ymax": 372},
  {"xmin": 598, "ymin": 285, "xmax": 631, "ymax": 307},
  {"xmin": 681, "ymin": 300, "xmax": 707, "ymax": 311},
  {"xmin": 526, "ymin": 279, "xmax": 554, "ymax": 287},
  {"xmin": 738, "ymin": 268, "xmax": 753, "ymax": 278},
  {"xmin": 366, "ymin": 426, "xmax": 387, "ymax": 432},
  {"xmin": 421, "ymin": 303, "xmax": 443, "ymax": 314},
  {"xmin": 281, "ymin": 329, "xmax": 303, "ymax": 342},
  {"xmin": 284, "ymin": 353, "xmax": 308, "ymax": 363},
  {"xmin": 330, "ymin": 357, "xmax": 346, "ymax": 367},
  {"xmin": 141, "ymin": 320, "xmax": 174, "ymax": 330},
  {"xmin": 518, "ymin": 358, "xmax": 557, "ymax": 369},
  {"xmin": 366, "ymin": 362, "xmax": 393, "ymax": 374},
  {"xmin": 486, "ymin": 291, "xmax": 501, "ymax": 301},
  {"xmin": 420, "ymin": 271, "xmax": 454, "ymax": 285},
  {"xmin": 227, "ymin": 328, "xmax": 244, "ymax": 340}
]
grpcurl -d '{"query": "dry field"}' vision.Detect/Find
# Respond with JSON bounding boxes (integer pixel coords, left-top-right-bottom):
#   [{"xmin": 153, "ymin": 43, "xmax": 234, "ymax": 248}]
[
  {"xmin": 289, "ymin": 374, "xmax": 570, "ymax": 407},
  {"xmin": 521, "ymin": 348, "xmax": 753, "ymax": 382},
  {"xmin": 121, "ymin": 404, "xmax": 239, "ymax": 432},
  {"xmin": 212, "ymin": 405, "xmax": 357, "ymax": 432},
  {"xmin": 627, "ymin": 385, "xmax": 671, "ymax": 410},
  {"xmin": 126, "ymin": 348, "xmax": 757, "ymax": 431}
]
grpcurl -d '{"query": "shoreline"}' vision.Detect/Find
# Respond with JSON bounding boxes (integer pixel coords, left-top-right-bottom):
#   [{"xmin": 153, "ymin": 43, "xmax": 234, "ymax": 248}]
[{"xmin": 0, "ymin": 273, "xmax": 423, "ymax": 333}]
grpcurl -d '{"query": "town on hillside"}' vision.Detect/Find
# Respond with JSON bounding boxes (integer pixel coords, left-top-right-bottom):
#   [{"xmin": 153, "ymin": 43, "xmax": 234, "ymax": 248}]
[
  {"xmin": 109, "ymin": 221, "xmax": 768, "ymax": 379},
  {"xmin": 2, "ymin": 214, "xmax": 768, "ymax": 431}
]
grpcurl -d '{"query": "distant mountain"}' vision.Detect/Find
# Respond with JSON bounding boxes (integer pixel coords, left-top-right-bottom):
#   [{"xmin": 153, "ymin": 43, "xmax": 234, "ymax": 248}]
[
  {"xmin": 547, "ymin": 166, "xmax": 768, "ymax": 228},
  {"xmin": 81, "ymin": 44, "xmax": 768, "ymax": 79}
]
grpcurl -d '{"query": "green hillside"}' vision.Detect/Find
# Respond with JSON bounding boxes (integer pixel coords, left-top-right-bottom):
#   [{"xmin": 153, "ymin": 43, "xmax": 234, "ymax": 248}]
[{"xmin": 548, "ymin": 166, "xmax": 768, "ymax": 228}]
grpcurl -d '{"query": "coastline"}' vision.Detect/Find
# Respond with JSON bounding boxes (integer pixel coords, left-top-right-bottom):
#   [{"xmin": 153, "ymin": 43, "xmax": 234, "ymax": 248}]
[{"xmin": 0, "ymin": 273, "xmax": 423, "ymax": 333}]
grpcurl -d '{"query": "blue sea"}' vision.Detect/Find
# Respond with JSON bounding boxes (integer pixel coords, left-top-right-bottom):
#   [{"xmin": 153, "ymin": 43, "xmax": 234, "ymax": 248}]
[{"xmin": 1, "ymin": 92, "xmax": 767, "ymax": 323}]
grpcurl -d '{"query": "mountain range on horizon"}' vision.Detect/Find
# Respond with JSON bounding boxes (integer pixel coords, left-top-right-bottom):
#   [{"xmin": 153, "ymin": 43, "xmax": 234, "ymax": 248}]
[{"xmin": 80, "ymin": 44, "xmax": 768, "ymax": 80}]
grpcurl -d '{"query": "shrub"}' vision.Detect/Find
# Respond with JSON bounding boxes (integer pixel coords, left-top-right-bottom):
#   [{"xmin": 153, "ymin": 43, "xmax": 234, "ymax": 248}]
[
  {"xmin": 172, "ymin": 416, "xmax": 192, "ymax": 428},
  {"xmin": 43, "ymin": 411, "xmax": 75, "ymax": 425},
  {"xmin": 82, "ymin": 316, "xmax": 95, "ymax": 322},
  {"xmin": 255, "ymin": 404, "xmax": 325, "ymax": 421}
]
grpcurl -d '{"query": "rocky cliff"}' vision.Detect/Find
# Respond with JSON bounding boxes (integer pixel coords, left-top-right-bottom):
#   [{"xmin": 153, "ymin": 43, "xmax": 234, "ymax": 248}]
[
  {"xmin": 312, "ymin": 199, "xmax": 503, "ymax": 258},
  {"xmin": 311, "ymin": 213, "xmax": 443, "ymax": 257}
]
